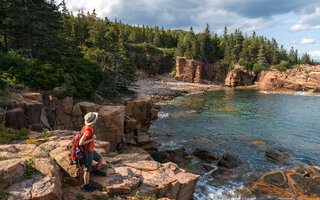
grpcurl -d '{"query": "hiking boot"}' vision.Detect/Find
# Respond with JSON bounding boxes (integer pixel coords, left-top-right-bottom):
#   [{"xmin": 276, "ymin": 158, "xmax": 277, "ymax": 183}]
[
  {"xmin": 81, "ymin": 184, "xmax": 97, "ymax": 192},
  {"xmin": 93, "ymin": 170, "xmax": 106, "ymax": 176}
]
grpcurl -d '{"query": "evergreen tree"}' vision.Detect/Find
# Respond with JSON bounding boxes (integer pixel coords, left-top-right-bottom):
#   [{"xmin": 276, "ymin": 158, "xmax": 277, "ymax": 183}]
[
  {"xmin": 300, "ymin": 53, "xmax": 312, "ymax": 64},
  {"xmin": 257, "ymin": 44, "xmax": 267, "ymax": 65}
]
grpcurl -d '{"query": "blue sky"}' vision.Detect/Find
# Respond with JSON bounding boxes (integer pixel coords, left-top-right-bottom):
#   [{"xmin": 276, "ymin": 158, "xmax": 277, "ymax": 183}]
[{"xmin": 59, "ymin": 0, "xmax": 320, "ymax": 60}]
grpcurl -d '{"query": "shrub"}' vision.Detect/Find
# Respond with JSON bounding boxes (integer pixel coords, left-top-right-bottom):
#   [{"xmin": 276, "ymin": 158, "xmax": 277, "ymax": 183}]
[
  {"xmin": 252, "ymin": 63, "xmax": 267, "ymax": 74},
  {"xmin": 3, "ymin": 52, "xmax": 102, "ymax": 100},
  {"xmin": 238, "ymin": 58, "xmax": 253, "ymax": 71},
  {"xmin": 274, "ymin": 60, "xmax": 290, "ymax": 72},
  {"xmin": 0, "ymin": 125, "xmax": 30, "ymax": 144},
  {"xmin": 23, "ymin": 157, "xmax": 37, "ymax": 179}
]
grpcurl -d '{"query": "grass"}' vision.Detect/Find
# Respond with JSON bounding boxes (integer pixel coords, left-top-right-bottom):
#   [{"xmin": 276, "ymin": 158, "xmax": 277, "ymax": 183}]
[
  {"xmin": 0, "ymin": 189, "xmax": 9, "ymax": 199},
  {"xmin": 23, "ymin": 157, "xmax": 37, "ymax": 179},
  {"xmin": 25, "ymin": 136, "xmax": 43, "ymax": 146},
  {"xmin": 0, "ymin": 125, "xmax": 30, "ymax": 144},
  {"xmin": 76, "ymin": 193, "xmax": 85, "ymax": 200}
]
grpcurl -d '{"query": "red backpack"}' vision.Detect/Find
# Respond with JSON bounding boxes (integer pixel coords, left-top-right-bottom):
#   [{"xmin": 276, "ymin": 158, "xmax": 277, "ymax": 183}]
[{"xmin": 69, "ymin": 129, "xmax": 92, "ymax": 166}]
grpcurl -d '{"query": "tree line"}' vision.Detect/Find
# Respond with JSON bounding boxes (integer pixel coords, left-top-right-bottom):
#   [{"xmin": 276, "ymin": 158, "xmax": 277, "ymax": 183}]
[{"xmin": 0, "ymin": 0, "xmax": 316, "ymax": 99}]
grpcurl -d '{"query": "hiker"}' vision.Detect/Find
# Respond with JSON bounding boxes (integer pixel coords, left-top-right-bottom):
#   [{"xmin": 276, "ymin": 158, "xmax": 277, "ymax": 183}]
[{"xmin": 79, "ymin": 112, "xmax": 106, "ymax": 192}]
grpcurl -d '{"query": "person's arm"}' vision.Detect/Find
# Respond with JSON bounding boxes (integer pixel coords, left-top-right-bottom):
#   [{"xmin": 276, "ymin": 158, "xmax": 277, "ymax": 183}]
[{"xmin": 79, "ymin": 134, "xmax": 96, "ymax": 146}]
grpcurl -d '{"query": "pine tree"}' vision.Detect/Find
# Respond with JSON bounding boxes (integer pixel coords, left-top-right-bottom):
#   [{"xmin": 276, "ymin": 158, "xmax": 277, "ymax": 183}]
[
  {"xmin": 257, "ymin": 44, "xmax": 267, "ymax": 65},
  {"xmin": 300, "ymin": 53, "xmax": 312, "ymax": 65},
  {"xmin": 200, "ymin": 23, "xmax": 214, "ymax": 63}
]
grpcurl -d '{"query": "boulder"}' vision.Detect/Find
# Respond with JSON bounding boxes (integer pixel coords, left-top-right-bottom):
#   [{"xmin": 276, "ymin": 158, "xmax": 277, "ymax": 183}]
[
  {"xmin": 91, "ymin": 170, "xmax": 141, "ymax": 195},
  {"xmin": 7, "ymin": 176, "xmax": 62, "ymax": 200},
  {"xmin": 5, "ymin": 108, "xmax": 25, "ymax": 129},
  {"xmin": 125, "ymin": 99, "xmax": 153, "ymax": 125},
  {"xmin": 0, "ymin": 158, "xmax": 27, "ymax": 189},
  {"xmin": 95, "ymin": 105, "xmax": 125, "ymax": 151},
  {"xmin": 265, "ymin": 151, "xmax": 289, "ymax": 163},
  {"xmin": 32, "ymin": 158, "xmax": 62, "ymax": 187},
  {"xmin": 77, "ymin": 101, "xmax": 96, "ymax": 114},
  {"xmin": 136, "ymin": 133, "xmax": 150, "ymax": 144},
  {"xmin": 0, "ymin": 144, "xmax": 48, "ymax": 160},
  {"xmin": 250, "ymin": 166, "xmax": 320, "ymax": 199},
  {"xmin": 217, "ymin": 153, "xmax": 243, "ymax": 169},
  {"xmin": 124, "ymin": 116, "xmax": 139, "ymax": 133},
  {"xmin": 193, "ymin": 149, "xmax": 219, "ymax": 163}
]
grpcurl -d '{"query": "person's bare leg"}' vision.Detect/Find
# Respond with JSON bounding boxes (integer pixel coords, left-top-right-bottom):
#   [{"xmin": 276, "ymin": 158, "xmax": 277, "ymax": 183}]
[
  {"xmin": 84, "ymin": 171, "xmax": 90, "ymax": 185},
  {"xmin": 97, "ymin": 157, "xmax": 103, "ymax": 170}
]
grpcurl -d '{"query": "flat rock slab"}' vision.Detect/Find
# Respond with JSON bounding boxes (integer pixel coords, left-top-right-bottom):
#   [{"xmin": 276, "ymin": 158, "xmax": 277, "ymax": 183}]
[
  {"xmin": 0, "ymin": 158, "xmax": 27, "ymax": 189},
  {"xmin": 250, "ymin": 166, "xmax": 320, "ymax": 199},
  {"xmin": 91, "ymin": 173, "xmax": 140, "ymax": 195},
  {"xmin": 7, "ymin": 176, "xmax": 62, "ymax": 200},
  {"xmin": 125, "ymin": 161, "xmax": 161, "ymax": 171}
]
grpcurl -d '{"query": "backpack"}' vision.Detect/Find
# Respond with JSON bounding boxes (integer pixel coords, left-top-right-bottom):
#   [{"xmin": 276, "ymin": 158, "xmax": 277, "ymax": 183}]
[{"xmin": 69, "ymin": 128, "xmax": 93, "ymax": 167}]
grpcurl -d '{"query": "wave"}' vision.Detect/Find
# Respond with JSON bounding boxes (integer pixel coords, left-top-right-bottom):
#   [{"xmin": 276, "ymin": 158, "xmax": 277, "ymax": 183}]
[
  {"xmin": 157, "ymin": 112, "xmax": 169, "ymax": 119},
  {"xmin": 259, "ymin": 91, "xmax": 280, "ymax": 94},
  {"xmin": 293, "ymin": 91, "xmax": 320, "ymax": 96}
]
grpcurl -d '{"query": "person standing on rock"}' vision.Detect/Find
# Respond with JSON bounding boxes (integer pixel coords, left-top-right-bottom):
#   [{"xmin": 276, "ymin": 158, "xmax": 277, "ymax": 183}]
[{"xmin": 79, "ymin": 112, "xmax": 106, "ymax": 192}]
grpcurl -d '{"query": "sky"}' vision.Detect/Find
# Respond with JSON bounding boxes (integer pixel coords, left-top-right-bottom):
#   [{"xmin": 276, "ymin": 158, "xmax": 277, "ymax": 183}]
[{"xmin": 58, "ymin": 0, "xmax": 320, "ymax": 61}]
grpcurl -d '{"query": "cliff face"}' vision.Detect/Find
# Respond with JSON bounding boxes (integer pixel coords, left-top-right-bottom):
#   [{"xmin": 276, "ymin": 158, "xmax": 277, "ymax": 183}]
[
  {"xmin": 256, "ymin": 65, "xmax": 320, "ymax": 93},
  {"xmin": 3, "ymin": 93, "xmax": 158, "ymax": 151},
  {"xmin": 175, "ymin": 57, "xmax": 226, "ymax": 84},
  {"xmin": 224, "ymin": 65, "xmax": 256, "ymax": 87},
  {"xmin": 175, "ymin": 57, "xmax": 256, "ymax": 86},
  {"xmin": 130, "ymin": 52, "xmax": 175, "ymax": 74}
]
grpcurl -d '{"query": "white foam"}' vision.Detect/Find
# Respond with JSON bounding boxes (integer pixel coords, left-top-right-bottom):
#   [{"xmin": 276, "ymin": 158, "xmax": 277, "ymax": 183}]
[
  {"xmin": 157, "ymin": 112, "xmax": 169, "ymax": 119},
  {"xmin": 293, "ymin": 91, "xmax": 320, "ymax": 96},
  {"xmin": 259, "ymin": 91, "xmax": 280, "ymax": 94}
]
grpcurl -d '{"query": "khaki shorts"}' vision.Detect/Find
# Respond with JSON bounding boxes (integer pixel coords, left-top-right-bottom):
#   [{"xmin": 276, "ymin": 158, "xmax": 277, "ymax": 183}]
[{"xmin": 83, "ymin": 149, "xmax": 101, "ymax": 172}]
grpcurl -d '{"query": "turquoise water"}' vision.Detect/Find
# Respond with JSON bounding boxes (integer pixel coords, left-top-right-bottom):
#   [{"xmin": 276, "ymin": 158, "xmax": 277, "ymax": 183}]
[{"xmin": 150, "ymin": 89, "xmax": 320, "ymax": 199}]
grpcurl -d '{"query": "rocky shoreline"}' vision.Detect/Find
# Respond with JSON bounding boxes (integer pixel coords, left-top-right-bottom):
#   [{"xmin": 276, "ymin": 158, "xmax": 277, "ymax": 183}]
[
  {"xmin": 1, "ymin": 60, "xmax": 320, "ymax": 199},
  {"xmin": 0, "ymin": 92, "xmax": 200, "ymax": 200}
]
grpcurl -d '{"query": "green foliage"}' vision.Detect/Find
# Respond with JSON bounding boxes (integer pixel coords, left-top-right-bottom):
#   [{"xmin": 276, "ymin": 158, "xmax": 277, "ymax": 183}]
[
  {"xmin": 3, "ymin": 53, "xmax": 64, "ymax": 90},
  {"xmin": 274, "ymin": 60, "xmax": 289, "ymax": 72},
  {"xmin": 238, "ymin": 58, "xmax": 253, "ymax": 71},
  {"xmin": 0, "ymin": 189, "xmax": 9, "ymax": 199},
  {"xmin": 76, "ymin": 193, "xmax": 85, "ymax": 200},
  {"xmin": 23, "ymin": 157, "xmax": 37, "ymax": 179},
  {"xmin": 0, "ymin": 125, "xmax": 30, "ymax": 144},
  {"xmin": 0, "ymin": 99, "xmax": 17, "ymax": 109},
  {"xmin": 252, "ymin": 63, "xmax": 267, "ymax": 74},
  {"xmin": 25, "ymin": 136, "xmax": 43, "ymax": 146},
  {"xmin": 0, "ymin": 77, "xmax": 9, "ymax": 91},
  {"xmin": 300, "ymin": 53, "xmax": 312, "ymax": 65},
  {"xmin": 60, "ymin": 57, "xmax": 102, "ymax": 99}
]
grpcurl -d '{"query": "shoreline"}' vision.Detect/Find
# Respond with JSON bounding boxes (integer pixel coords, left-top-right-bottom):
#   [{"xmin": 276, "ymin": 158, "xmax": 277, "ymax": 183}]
[{"xmin": 130, "ymin": 75, "xmax": 320, "ymax": 103}]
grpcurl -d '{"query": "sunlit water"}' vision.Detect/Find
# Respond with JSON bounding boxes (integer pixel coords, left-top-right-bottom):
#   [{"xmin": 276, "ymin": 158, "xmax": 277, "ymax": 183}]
[{"xmin": 150, "ymin": 89, "xmax": 320, "ymax": 199}]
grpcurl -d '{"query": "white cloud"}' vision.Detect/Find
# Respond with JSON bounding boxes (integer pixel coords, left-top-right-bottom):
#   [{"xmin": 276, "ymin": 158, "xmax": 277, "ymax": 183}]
[
  {"xmin": 309, "ymin": 50, "xmax": 320, "ymax": 59},
  {"xmin": 301, "ymin": 38, "xmax": 315, "ymax": 44},
  {"xmin": 290, "ymin": 24, "xmax": 310, "ymax": 31},
  {"xmin": 312, "ymin": 25, "xmax": 320, "ymax": 29},
  {"xmin": 292, "ymin": 40, "xmax": 297, "ymax": 44},
  {"xmin": 290, "ymin": 7, "xmax": 320, "ymax": 31}
]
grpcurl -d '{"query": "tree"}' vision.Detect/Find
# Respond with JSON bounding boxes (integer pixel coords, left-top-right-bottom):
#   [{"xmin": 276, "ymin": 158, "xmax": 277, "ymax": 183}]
[
  {"xmin": 300, "ymin": 53, "xmax": 312, "ymax": 65},
  {"xmin": 200, "ymin": 23, "xmax": 214, "ymax": 63},
  {"xmin": 257, "ymin": 44, "xmax": 267, "ymax": 65}
]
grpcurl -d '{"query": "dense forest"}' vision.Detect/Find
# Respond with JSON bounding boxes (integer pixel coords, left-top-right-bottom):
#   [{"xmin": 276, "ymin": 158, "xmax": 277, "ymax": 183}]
[{"xmin": 0, "ymin": 0, "xmax": 316, "ymax": 99}]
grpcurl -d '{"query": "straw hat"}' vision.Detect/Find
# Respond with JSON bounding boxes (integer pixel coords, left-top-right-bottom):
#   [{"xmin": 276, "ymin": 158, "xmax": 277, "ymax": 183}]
[{"xmin": 84, "ymin": 112, "xmax": 98, "ymax": 126}]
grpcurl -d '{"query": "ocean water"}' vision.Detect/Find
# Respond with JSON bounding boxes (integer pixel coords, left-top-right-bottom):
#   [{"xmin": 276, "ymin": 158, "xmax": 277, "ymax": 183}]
[{"xmin": 149, "ymin": 89, "xmax": 320, "ymax": 199}]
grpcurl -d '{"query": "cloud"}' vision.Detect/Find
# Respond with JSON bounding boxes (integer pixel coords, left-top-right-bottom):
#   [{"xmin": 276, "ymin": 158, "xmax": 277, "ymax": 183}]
[
  {"xmin": 290, "ymin": 7, "xmax": 320, "ymax": 31},
  {"xmin": 59, "ymin": 0, "xmax": 320, "ymax": 34},
  {"xmin": 309, "ymin": 50, "xmax": 320, "ymax": 59},
  {"xmin": 301, "ymin": 38, "xmax": 315, "ymax": 44},
  {"xmin": 290, "ymin": 24, "xmax": 310, "ymax": 31}
]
